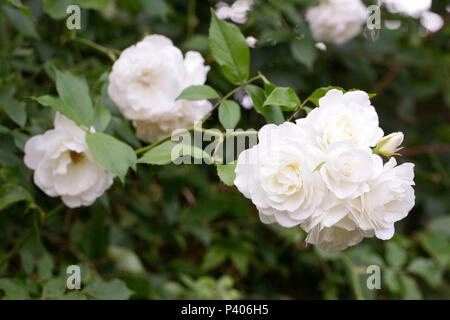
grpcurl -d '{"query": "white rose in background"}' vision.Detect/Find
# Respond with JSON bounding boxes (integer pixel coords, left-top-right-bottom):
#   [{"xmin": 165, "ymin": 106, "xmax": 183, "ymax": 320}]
[
  {"xmin": 108, "ymin": 35, "xmax": 212, "ymax": 143},
  {"xmin": 234, "ymin": 123, "xmax": 326, "ymax": 228},
  {"xmin": 24, "ymin": 113, "xmax": 115, "ymax": 208},
  {"xmin": 306, "ymin": 0, "xmax": 368, "ymax": 45},
  {"xmin": 245, "ymin": 36, "xmax": 257, "ymax": 48},
  {"xmin": 380, "ymin": 0, "xmax": 431, "ymax": 18},
  {"xmin": 420, "ymin": 11, "xmax": 444, "ymax": 33},
  {"xmin": 380, "ymin": 0, "xmax": 443, "ymax": 34},
  {"xmin": 320, "ymin": 141, "xmax": 383, "ymax": 199},
  {"xmin": 296, "ymin": 89, "xmax": 384, "ymax": 150},
  {"xmin": 348, "ymin": 158, "xmax": 415, "ymax": 240},
  {"xmin": 216, "ymin": 0, "xmax": 253, "ymax": 24}
]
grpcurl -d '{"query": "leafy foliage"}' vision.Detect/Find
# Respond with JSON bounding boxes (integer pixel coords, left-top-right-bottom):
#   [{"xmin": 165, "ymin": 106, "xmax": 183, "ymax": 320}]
[{"xmin": 0, "ymin": 0, "xmax": 448, "ymax": 300}]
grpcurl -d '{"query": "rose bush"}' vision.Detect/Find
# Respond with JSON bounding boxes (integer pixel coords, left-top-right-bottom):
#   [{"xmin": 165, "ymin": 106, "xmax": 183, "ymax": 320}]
[{"xmin": 0, "ymin": 0, "xmax": 448, "ymax": 301}]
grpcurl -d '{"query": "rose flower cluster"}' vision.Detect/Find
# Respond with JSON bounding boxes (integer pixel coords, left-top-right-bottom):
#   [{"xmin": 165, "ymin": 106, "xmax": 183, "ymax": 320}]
[{"xmin": 234, "ymin": 89, "xmax": 415, "ymax": 251}]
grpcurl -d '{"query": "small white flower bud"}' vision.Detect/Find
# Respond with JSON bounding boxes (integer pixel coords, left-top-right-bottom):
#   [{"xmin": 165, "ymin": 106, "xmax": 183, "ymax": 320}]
[
  {"xmin": 245, "ymin": 36, "xmax": 257, "ymax": 48},
  {"xmin": 377, "ymin": 132, "xmax": 404, "ymax": 156}
]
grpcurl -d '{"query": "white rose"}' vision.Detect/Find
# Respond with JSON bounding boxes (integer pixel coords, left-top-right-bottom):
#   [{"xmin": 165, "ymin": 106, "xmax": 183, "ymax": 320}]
[
  {"xmin": 216, "ymin": 0, "xmax": 253, "ymax": 24},
  {"xmin": 296, "ymin": 89, "xmax": 384, "ymax": 150},
  {"xmin": 300, "ymin": 192, "xmax": 372, "ymax": 250},
  {"xmin": 234, "ymin": 122, "xmax": 326, "ymax": 227},
  {"xmin": 420, "ymin": 11, "xmax": 444, "ymax": 33},
  {"xmin": 347, "ymin": 158, "xmax": 415, "ymax": 240},
  {"xmin": 320, "ymin": 141, "xmax": 383, "ymax": 199},
  {"xmin": 108, "ymin": 35, "xmax": 212, "ymax": 143},
  {"xmin": 24, "ymin": 113, "xmax": 115, "ymax": 208},
  {"xmin": 381, "ymin": 0, "xmax": 431, "ymax": 18},
  {"xmin": 306, "ymin": 0, "xmax": 368, "ymax": 45},
  {"xmin": 303, "ymin": 216, "xmax": 368, "ymax": 251}
]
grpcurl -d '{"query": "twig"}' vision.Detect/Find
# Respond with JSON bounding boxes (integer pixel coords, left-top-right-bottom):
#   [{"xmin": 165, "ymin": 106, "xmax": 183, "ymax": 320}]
[
  {"xmin": 399, "ymin": 144, "xmax": 450, "ymax": 157},
  {"xmin": 372, "ymin": 64, "xmax": 402, "ymax": 98},
  {"xmin": 287, "ymin": 99, "xmax": 309, "ymax": 122},
  {"xmin": 341, "ymin": 254, "xmax": 365, "ymax": 300},
  {"xmin": 72, "ymin": 37, "xmax": 120, "ymax": 62}
]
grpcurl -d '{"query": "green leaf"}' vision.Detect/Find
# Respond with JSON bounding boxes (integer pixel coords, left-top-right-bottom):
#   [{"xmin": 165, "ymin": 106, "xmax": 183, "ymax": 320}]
[
  {"xmin": 384, "ymin": 269, "xmax": 401, "ymax": 293},
  {"xmin": 307, "ymin": 86, "xmax": 344, "ymax": 107},
  {"xmin": 0, "ymin": 125, "xmax": 9, "ymax": 134},
  {"xmin": 219, "ymin": 100, "xmax": 241, "ymax": 129},
  {"xmin": 290, "ymin": 38, "xmax": 317, "ymax": 70},
  {"xmin": 108, "ymin": 245, "xmax": 145, "ymax": 275},
  {"xmin": 137, "ymin": 141, "xmax": 211, "ymax": 165},
  {"xmin": 43, "ymin": 0, "xmax": 107, "ymax": 19},
  {"xmin": 209, "ymin": 10, "xmax": 250, "ymax": 84},
  {"xmin": 263, "ymin": 87, "xmax": 301, "ymax": 111},
  {"xmin": 0, "ymin": 279, "xmax": 30, "ymax": 299},
  {"xmin": 216, "ymin": 162, "xmax": 237, "ymax": 186},
  {"xmin": 385, "ymin": 242, "xmax": 407, "ymax": 269},
  {"xmin": 83, "ymin": 279, "xmax": 133, "ymax": 300},
  {"xmin": 176, "ymin": 85, "xmax": 220, "ymax": 101},
  {"xmin": 86, "ymin": 132, "xmax": 137, "ymax": 184},
  {"xmin": 245, "ymin": 84, "xmax": 265, "ymax": 114},
  {"xmin": 93, "ymin": 103, "xmax": 111, "ymax": 132},
  {"xmin": 246, "ymin": 85, "xmax": 285, "ymax": 125},
  {"xmin": 75, "ymin": 0, "xmax": 108, "ymax": 9},
  {"xmin": 201, "ymin": 246, "xmax": 227, "ymax": 271},
  {"xmin": 55, "ymin": 69, "xmax": 94, "ymax": 127},
  {"xmin": 399, "ymin": 275, "xmax": 422, "ymax": 300},
  {"xmin": 42, "ymin": 0, "xmax": 72, "ymax": 19},
  {"xmin": 2, "ymin": 5, "xmax": 39, "ymax": 39},
  {"xmin": 427, "ymin": 216, "xmax": 450, "ymax": 238},
  {"xmin": 0, "ymin": 184, "xmax": 33, "ymax": 211},
  {"xmin": 137, "ymin": 141, "xmax": 177, "ymax": 165},
  {"xmin": 12, "ymin": 130, "xmax": 28, "ymax": 151},
  {"xmin": 407, "ymin": 258, "xmax": 442, "ymax": 288},
  {"xmin": 4, "ymin": 0, "xmax": 32, "ymax": 17},
  {"xmin": 31, "ymin": 95, "xmax": 82, "ymax": 126},
  {"xmin": 41, "ymin": 278, "xmax": 66, "ymax": 299},
  {"xmin": 418, "ymin": 232, "xmax": 450, "ymax": 267},
  {"xmin": 139, "ymin": 0, "xmax": 170, "ymax": 19},
  {"xmin": 0, "ymin": 97, "xmax": 26, "ymax": 126}
]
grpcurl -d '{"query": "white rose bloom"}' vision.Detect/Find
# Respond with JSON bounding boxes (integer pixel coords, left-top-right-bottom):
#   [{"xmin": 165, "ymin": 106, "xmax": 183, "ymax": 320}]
[
  {"xmin": 245, "ymin": 36, "xmax": 257, "ymax": 48},
  {"xmin": 304, "ymin": 216, "xmax": 368, "ymax": 251},
  {"xmin": 234, "ymin": 122, "xmax": 326, "ymax": 227},
  {"xmin": 216, "ymin": 0, "xmax": 253, "ymax": 24},
  {"xmin": 108, "ymin": 35, "xmax": 212, "ymax": 143},
  {"xmin": 24, "ymin": 113, "xmax": 115, "ymax": 208},
  {"xmin": 420, "ymin": 11, "xmax": 444, "ymax": 33},
  {"xmin": 296, "ymin": 89, "xmax": 384, "ymax": 150},
  {"xmin": 320, "ymin": 141, "xmax": 383, "ymax": 199},
  {"xmin": 306, "ymin": 0, "xmax": 368, "ymax": 45},
  {"xmin": 381, "ymin": 0, "xmax": 431, "ymax": 18},
  {"xmin": 347, "ymin": 158, "xmax": 415, "ymax": 240},
  {"xmin": 301, "ymin": 191, "xmax": 372, "ymax": 250}
]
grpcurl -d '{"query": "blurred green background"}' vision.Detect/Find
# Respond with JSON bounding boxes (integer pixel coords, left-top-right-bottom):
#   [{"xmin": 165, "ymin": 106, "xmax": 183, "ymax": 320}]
[{"xmin": 0, "ymin": 0, "xmax": 449, "ymax": 299}]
